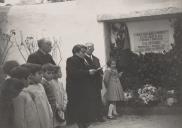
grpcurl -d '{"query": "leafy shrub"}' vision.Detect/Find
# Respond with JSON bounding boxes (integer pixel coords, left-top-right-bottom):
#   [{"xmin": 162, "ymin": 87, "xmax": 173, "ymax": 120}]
[{"xmin": 111, "ymin": 17, "xmax": 182, "ymax": 99}]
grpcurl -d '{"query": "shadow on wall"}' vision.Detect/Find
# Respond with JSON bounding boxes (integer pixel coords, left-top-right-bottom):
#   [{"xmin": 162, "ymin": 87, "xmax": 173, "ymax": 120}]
[
  {"xmin": 0, "ymin": 6, "xmax": 11, "ymax": 82},
  {"xmin": 0, "ymin": 29, "xmax": 63, "ymax": 65},
  {"xmin": 0, "ymin": 5, "xmax": 11, "ymax": 64}
]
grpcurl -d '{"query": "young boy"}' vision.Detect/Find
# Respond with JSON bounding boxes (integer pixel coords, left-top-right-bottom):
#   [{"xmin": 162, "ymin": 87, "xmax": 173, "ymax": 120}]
[
  {"xmin": 1, "ymin": 66, "xmax": 30, "ymax": 128},
  {"xmin": 11, "ymin": 64, "xmax": 53, "ymax": 128},
  {"xmin": 0, "ymin": 78, "xmax": 26, "ymax": 128},
  {"xmin": 10, "ymin": 65, "xmax": 40, "ymax": 128},
  {"xmin": 23, "ymin": 63, "xmax": 53, "ymax": 128}
]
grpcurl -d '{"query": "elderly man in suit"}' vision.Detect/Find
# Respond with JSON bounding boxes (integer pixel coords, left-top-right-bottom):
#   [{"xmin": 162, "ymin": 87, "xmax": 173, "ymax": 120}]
[
  {"xmin": 27, "ymin": 38, "xmax": 56, "ymax": 65},
  {"xmin": 84, "ymin": 42, "xmax": 105, "ymax": 122},
  {"xmin": 66, "ymin": 44, "xmax": 97, "ymax": 128}
]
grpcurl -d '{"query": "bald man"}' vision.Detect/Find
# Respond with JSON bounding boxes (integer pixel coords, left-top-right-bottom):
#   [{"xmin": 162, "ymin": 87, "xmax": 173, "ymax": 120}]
[
  {"xmin": 27, "ymin": 38, "xmax": 56, "ymax": 65},
  {"xmin": 84, "ymin": 42, "xmax": 105, "ymax": 122}
]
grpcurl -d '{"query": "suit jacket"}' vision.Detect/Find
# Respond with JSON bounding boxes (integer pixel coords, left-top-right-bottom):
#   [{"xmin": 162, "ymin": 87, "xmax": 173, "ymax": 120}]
[
  {"xmin": 66, "ymin": 55, "xmax": 99, "ymax": 123},
  {"xmin": 66, "ymin": 55, "xmax": 98, "ymax": 101},
  {"xmin": 27, "ymin": 50, "xmax": 56, "ymax": 65},
  {"xmin": 84, "ymin": 55, "xmax": 103, "ymax": 90}
]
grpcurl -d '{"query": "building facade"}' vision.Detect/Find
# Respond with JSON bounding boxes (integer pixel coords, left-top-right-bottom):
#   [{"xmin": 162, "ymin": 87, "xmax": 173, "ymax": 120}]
[{"xmin": 0, "ymin": 0, "xmax": 182, "ymax": 86}]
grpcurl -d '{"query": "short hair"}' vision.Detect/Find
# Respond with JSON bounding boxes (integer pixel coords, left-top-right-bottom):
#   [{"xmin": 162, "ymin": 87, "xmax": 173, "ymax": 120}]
[
  {"xmin": 85, "ymin": 42, "xmax": 94, "ymax": 48},
  {"xmin": 72, "ymin": 44, "xmax": 87, "ymax": 55},
  {"xmin": 106, "ymin": 59, "xmax": 116, "ymax": 67},
  {"xmin": 72, "ymin": 44, "xmax": 80, "ymax": 54},
  {"xmin": 37, "ymin": 38, "xmax": 51, "ymax": 48},
  {"xmin": 3, "ymin": 60, "xmax": 19, "ymax": 75},
  {"xmin": 21, "ymin": 63, "xmax": 42, "ymax": 74},
  {"xmin": 0, "ymin": 78, "xmax": 25, "ymax": 98},
  {"xmin": 10, "ymin": 66, "xmax": 31, "ymax": 79},
  {"xmin": 42, "ymin": 63, "xmax": 59, "ymax": 72},
  {"xmin": 80, "ymin": 44, "xmax": 87, "ymax": 50}
]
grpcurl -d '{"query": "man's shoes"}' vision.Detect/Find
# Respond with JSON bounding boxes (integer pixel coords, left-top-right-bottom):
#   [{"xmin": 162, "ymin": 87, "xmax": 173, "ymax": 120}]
[
  {"xmin": 77, "ymin": 123, "xmax": 90, "ymax": 128},
  {"xmin": 97, "ymin": 117, "xmax": 106, "ymax": 122},
  {"xmin": 77, "ymin": 123, "xmax": 84, "ymax": 128},
  {"xmin": 84, "ymin": 123, "xmax": 91, "ymax": 128}
]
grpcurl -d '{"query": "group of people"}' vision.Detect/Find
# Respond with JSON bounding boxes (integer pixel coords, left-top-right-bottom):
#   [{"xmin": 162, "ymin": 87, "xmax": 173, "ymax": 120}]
[
  {"xmin": 0, "ymin": 38, "xmax": 67, "ymax": 128},
  {"xmin": 0, "ymin": 37, "xmax": 125, "ymax": 128}
]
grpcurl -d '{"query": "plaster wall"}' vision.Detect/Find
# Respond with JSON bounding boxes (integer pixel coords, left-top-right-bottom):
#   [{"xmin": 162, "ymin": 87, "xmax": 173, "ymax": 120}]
[{"xmin": 0, "ymin": 0, "xmax": 181, "ymax": 86}]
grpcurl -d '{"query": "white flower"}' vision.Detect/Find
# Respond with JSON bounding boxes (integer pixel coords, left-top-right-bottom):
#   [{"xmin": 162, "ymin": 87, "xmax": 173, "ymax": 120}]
[{"xmin": 138, "ymin": 84, "xmax": 158, "ymax": 104}]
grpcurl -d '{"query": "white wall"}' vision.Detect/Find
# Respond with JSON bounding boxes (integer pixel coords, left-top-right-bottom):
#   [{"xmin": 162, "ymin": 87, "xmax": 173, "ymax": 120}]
[
  {"xmin": 0, "ymin": 0, "xmax": 181, "ymax": 86},
  {"xmin": 0, "ymin": 1, "xmax": 106, "ymax": 86}
]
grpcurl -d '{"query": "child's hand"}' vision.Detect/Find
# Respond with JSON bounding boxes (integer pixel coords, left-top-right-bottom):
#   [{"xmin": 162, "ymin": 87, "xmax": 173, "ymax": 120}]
[
  {"xmin": 56, "ymin": 105, "xmax": 66, "ymax": 112},
  {"xmin": 62, "ymin": 106, "xmax": 66, "ymax": 112},
  {"xmin": 119, "ymin": 72, "xmax": 123, "ymax": 77}
]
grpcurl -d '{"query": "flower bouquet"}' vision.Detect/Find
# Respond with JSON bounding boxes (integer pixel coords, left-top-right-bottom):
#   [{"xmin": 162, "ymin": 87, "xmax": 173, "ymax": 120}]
[{"xmin": 138, "ymin": 84, "xmax": 159, "ymax": 106}]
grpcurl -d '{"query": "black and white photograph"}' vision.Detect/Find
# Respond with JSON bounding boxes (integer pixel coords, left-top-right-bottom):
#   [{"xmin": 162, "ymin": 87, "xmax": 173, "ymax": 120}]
[{"xmin": 0, "ymin": 0, "xmax": 182, "ymax": 128}]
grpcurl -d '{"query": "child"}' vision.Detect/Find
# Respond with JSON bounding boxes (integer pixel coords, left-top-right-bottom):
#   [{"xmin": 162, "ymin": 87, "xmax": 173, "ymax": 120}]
[
  {"xmin": 16, "ymin": 63, "xmax": 53, "ymax": 128},
  {"xmin": 41, "ymin": 63, "xmax": 56, "ymax": 113},
  {"xmin": 0, "ymin": 78, "xmax": 26, "ymax": 128},
  {"xmin": 2, "ymin": 60, "xmax": 19, "ymax": 79},
  {"xmin": 103, "ymin": 59, "xmax": 124, "ymax": 119},
  {"xmin": 50, "ymin": 66, "xmax": 67, "ymax": 128},
  {"xmin": 42, "ymin": 63, "xmax": 67, "ymax": 128},
  {"xmin": 25, "ymin": 63, "xmax": 53, "ymax": 128},
  {"xmin": 10, "ymin": 65, "xmax": 44, "ymax": 128}
]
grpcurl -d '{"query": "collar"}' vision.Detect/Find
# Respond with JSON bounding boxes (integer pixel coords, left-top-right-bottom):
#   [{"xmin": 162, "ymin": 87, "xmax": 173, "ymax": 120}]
[
  {"xmin": 85, "ymin": 54, "xmax": 93, "ymax": 60},
  {"xmin": 85, "ymin": 53, "xmax": 92, "ymax": 58},
  {"xmin": 74, "ymin": 54, "xmax": 84, "ymax": 60}
]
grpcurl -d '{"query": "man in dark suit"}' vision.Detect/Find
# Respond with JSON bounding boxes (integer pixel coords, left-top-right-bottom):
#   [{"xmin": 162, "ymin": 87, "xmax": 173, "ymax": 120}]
[
  {"xmin": 27, "ymin": 38, "xmax": 56, "ymax": 65},
  {"xmin": 84, "ymin": 42, "xmax": 105, "ymax": 122},
  {"xmin": 66, "ymin": 44, "xmax": 97, "ymax": 128}
]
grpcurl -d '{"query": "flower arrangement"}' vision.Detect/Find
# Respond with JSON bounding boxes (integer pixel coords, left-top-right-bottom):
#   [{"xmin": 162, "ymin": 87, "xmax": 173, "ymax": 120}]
[{"xmin": 138, "ymin": 84, "xmax": 158, "ymax": 104}]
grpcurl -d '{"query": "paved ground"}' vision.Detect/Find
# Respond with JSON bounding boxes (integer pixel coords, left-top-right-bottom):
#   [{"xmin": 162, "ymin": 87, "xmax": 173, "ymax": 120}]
[{"xmin": 67, "ymin": 115, "xmax": 182, "ymax": 128}]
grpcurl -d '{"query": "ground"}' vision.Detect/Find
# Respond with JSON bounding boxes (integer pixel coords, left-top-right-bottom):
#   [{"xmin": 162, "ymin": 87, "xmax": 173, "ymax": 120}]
[{"xmin": 67, "ymin": 115, "xmax": 182, "ymax": 128}]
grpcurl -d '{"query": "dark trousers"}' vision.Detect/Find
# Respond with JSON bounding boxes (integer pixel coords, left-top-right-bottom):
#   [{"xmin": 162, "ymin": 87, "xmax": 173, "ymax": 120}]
[{"xmin": 95, "ymin": 89, "xmax": 105, "ymax": 118}]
